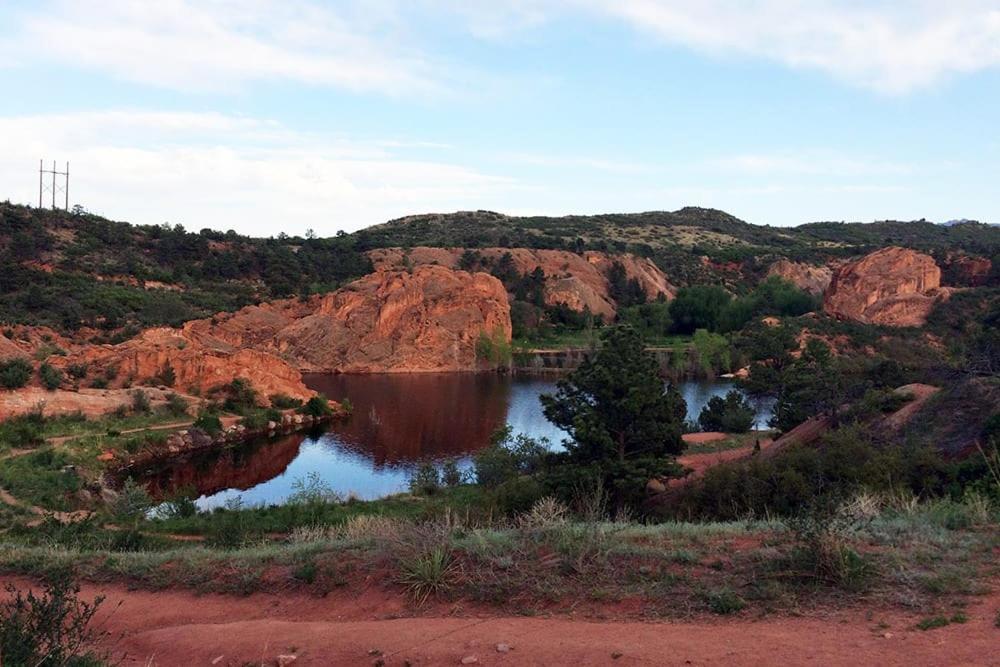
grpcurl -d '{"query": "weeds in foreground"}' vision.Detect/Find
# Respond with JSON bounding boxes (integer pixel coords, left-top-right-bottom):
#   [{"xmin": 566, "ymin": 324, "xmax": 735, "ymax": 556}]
[
  {"xmin": 398, "ymin": 546, "xmax": 458, "ymax": 604},
  {"xmin": 785, "ymin": 502, "xmax": 874, "ymax": 592},
  {"xmin": 0, "ymin": 574, "xmax": 110, "ymax": 666}
]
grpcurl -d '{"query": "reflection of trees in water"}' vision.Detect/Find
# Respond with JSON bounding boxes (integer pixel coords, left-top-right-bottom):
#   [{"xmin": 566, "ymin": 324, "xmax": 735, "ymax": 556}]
[
  {"xmin": 308, "ymin": 374, "xmax": 512, "ymax": 466},
  {"xmin": 138, "ymin": 434, "xmax": 306, "ymax": 499}
]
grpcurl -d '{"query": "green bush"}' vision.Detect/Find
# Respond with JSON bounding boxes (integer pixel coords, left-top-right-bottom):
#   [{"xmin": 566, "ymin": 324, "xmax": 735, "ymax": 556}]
[
  {"xmin": 66, "ymin": 362, "xmax": 89, "ymax": 379},
  {"xmin": 193, "ymin": 411, "xmax": 223, "ymax": 435},
  {"xmin": 268, "ymin": 393, "xmax": 303, "ymax": 410},
  {"xmin": 130, "ymin": 389, "xmax": 151, "ymax": 414},
  {"xmin": 0, "ymin": 575, "xmax": 107, "ymax": 666},
  {"xmin": 698, "ymin": 390, "xmax": 755, "ymax": 433},
  {"xmin": 0, "ymin": 358, "xmax": 32, "ymax": 389},
  {"xmin": 473, "ymin": 427, "xmax": 548, "ymax": 488},
  {"xmin": 223, "ymin": 378, "xmax": 258, "ymax": 412},
  {"xmin": 38, "ymin": 362, "xmax": 63, "ymax": 391},
  {"xmin": 409, "ymin": 464, "xmax": 441, "ymax": 496},
  {"xmin": 298, "ymin": 394, "xmax": 333, "ymax": 417}
]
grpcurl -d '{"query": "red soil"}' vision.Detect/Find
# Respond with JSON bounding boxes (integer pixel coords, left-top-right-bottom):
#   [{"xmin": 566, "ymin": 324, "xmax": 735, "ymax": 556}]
[{"xmin": 5, "ymin": 577, "xmax": 997, "ymax": 666}]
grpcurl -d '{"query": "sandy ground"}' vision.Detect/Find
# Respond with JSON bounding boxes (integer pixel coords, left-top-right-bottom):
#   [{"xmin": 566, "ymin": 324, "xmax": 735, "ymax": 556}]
[{"xmin": 5, "ymin": 577, "xmax": 997, "ymax": 666}]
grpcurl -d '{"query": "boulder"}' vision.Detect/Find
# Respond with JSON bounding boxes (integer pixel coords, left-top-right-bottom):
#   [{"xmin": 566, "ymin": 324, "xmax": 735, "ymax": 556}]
[{"xmin": 823, "ymin": 247, "xmax": 948, "ymax": 327}]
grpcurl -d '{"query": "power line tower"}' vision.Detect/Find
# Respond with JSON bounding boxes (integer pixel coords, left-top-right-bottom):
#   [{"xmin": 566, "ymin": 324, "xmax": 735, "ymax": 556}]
[{"xmin": 38, "ymin": 160, "xmax": 69, "ymax": 210}]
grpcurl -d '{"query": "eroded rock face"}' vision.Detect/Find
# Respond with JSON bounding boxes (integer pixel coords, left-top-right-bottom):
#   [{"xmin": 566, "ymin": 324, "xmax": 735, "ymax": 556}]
[
  {"xmin": 942, "ymin": 253, "xmax": 993, "ymax": 287},
  {"xmin": 273, "ymin": 265, "xmax": 511, "ymax": 372},
  {"xmin": 69, "ymin": 327, "xmax": 313, "ymax": 401},
  {"xmin": 367, "ymin": 247, "xmax": 675, "ymax": 320},
  {"xmin": 766, "ymin": 259, "xmax": 833, "ymax": 296},
  {"xmin": 823, "ymin": 247, "xmax": 948, "ymax": 327}
]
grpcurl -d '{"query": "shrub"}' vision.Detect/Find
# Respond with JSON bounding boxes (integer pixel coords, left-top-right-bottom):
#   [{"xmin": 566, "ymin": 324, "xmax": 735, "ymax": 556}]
[
  {"xmin": 223, "ymin": 378, "xmax": 258, "ymax": 412},
  {"xmin": 441, "ymin": 459, "xmax": 464, "ymax": 487},
  {"xmin": 0, "ymin": 410, "xmax": 46, "ymax": 448},
  {"xmin": 698, "ymin": 390, "xmax": 755, "ymax": 433},
  {"xmin": 269, "ymin": 393, "xmax": 303, "ymax": 410},
  {"xmin": 193, "ymin": 411, "xmax": 223, "ymax": 435},
  {"xmin": 473, "ymin": 426, "xmax": 548, "ymax": 488},
  {"xmin": 0, "ymin": 357, "xmax": 32, "ymax": 389},
  {"xmin": 156, "ymin": 362, "xmax": 176, "ymax": 387},
  {"xmin": 706, "ymin": 588, "xmax": 746, "ymax": 615},
  {"xmin": 66, "ymin": 362, "xmax": 89, "ymax": 379},
  {"xmin": 38, "ymin": 362, "xmax": 64, "ymax": 391},
  {"xmin": 398, "ymin": 547, "xmax": 457, "ymax": 604},
  {"xmin": 0, "ymin": 575, "xmax": 107, "ymax": 666},
  {"xmin": 299, "ymin": 394, "xmax": 333, "ymax": 417},
  {"xmin": 111, "ymin": 478, "xmax": 153, "ymax": 525},
  {"xmin": 409, "ymin": 464, "xmax": 441, "ymax": 495},
  {"xmin": 165, "ymin": 392, "xmax": 189, "ymax": 417},
  {"xmin": 130, "ymin": 389, "xmax": 151, "ymax": 414}
]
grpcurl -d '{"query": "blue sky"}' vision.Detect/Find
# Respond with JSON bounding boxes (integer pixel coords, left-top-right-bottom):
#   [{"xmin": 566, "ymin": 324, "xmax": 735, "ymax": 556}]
[{"xmin": 1, "ymin": 1, "xmax": 998, "ymax": 236}]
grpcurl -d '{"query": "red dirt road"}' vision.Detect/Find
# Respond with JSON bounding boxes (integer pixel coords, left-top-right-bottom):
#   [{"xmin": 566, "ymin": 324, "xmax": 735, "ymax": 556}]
[{"xmin": 7, "ymin": 578, "xmax": 997, "ymax": 667}]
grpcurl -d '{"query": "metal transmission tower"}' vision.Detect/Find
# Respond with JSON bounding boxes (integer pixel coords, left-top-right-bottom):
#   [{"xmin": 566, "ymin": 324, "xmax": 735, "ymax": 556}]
[{"xmin": 38, "ymin": 160, "xmax": 69, "ymax": 210}]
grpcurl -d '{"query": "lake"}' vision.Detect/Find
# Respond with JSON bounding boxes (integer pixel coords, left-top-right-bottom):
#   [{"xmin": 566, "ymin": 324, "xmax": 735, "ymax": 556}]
[{"xmin": 143, "ymin": 374, "xmax": 771, "ymax": 509}]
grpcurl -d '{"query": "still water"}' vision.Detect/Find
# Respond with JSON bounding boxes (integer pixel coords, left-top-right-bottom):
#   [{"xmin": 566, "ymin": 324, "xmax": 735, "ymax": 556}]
[{"xmin": 142, "ymin": 374, "xmax": 769, "ymax": 509}]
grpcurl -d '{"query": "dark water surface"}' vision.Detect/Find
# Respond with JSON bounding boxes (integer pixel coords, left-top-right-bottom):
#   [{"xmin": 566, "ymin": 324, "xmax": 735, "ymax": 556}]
[{"xmin": 145, "ymin": 374, "xmax": 768, "ymax": 509}]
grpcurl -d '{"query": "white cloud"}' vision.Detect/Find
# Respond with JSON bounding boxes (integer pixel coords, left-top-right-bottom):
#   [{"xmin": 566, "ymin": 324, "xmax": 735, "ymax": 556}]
[
  {"xmin": 577, "ymin": 0, "xmax": 1000, "ymax": 93},
  {"xmin": 0, "ymin": 111, "xmax": 516, "ymax": 235},
  {"xmin": 7, "ymin": 0, "xmax": 448, "ymax": 95}
]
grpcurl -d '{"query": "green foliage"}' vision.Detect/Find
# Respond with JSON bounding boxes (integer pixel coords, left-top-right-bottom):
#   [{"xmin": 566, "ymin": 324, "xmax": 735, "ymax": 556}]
[
  {"xmin": 441, "ymin": 459, "xmax": 464, "ymax": 487},
  {"xmin": 398, "ymin": 547, "xmax": 456, "ymax": 604},
  {"xmin": 156, "ymin": 362, "xmax": 176, "ymax": 387},
  {"xmin": 111, "ymin": 478, "xmax": 153, "ymax": 525},
  {"xmin": 618, "ymin": 301, "xmax": 672, "ymax": 341},
  {"xmin": 130, "ymin": 388, "xmax": 151, "ymax": 414},
  {"xmin": 541, "ymin": 325, "xmax": 687, "ymax": 509},
  {"xmin": 698, "ymin": 390, "xmax": 755, "ymax": 433},
  {"xmin": 473, "ymin": 426, "xmax": 548, "ymax": 488},
  {"xmin": 706, "ymin": 589, "xmax": 746, "ymax": 615},
  {"xmin": 475, "ymin": 328, "xmax": 512, "ymax": 366},
  {"xmin": 38, "ymin": 362, "xmax": 63, "ymax": 391},
  {"xmin": 690, "ymin": 329, "xmax": 732, "ymax": 375},
  {"xmin": 669, "ymin": 285, "xmax": 731, "ymax": 334},
  {"xmin": 165, "ymin": 392, "xmax": 189, "ymax": 417},
  {"xmin": 409, "ymin": 464, "xmax": 442, "ymax": 495},
  {"xmin": 0, "ymin": 411, "xmax": 46, "ymax": 448},
  {"xmin": 193, "ymin": 411, "xmax": 223, "ymax": 435},
  {"xmin": 66, "ymin": 362, "xmax": 89, "ymax": 380},
  {"xmin": 0, "ymin": 357, "xmax": 32, "ymax": 389},
  {"xmin": 298, "ymin": 394, "xmax": 333, "ymax": 417},
  {"xmin": 223, "ymin": 378, "xmax": 258, "ymax": 412},
  {"xmin": 0, "ymin": 575, "xmax": 107, "ymax": 667},
  {"xmin": 671, "ymin": 426, "xmax": 963, "ymax": 520},
  {"xmin": 269, "ymin": 393, "xmax": 303, "ymax": 410}
]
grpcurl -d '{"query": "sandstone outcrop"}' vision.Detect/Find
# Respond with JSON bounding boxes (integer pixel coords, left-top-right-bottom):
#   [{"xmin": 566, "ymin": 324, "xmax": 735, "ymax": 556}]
[
  {"xmin": 766, "ymin": 259, "xmax": 833, "ymax": 296},
  {"xmin": 66, "ymin": 327, "xmax": 313, "ymax": 402},
  {"xmin": 823, "ymin": 247, "xmax": 949, "ymax": 327},
  {"xmin": 367, "ymin": 247, "xmax": 675, "ymax": 320},
  {"xmin": 273, "ymin": 266, "xmax": 511, "ymax": 373}
]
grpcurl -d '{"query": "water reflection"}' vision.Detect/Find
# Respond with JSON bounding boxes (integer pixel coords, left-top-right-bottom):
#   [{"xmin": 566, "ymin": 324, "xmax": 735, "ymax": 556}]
[{"xmin": 145, "ymin": 374, "xmax": 769, "ymax": 509}]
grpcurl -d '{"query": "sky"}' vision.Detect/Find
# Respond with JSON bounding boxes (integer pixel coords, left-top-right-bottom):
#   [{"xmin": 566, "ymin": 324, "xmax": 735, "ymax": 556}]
[{"xmin": 0, "ymin": 1, "xmax": 998, "ymax": 237}]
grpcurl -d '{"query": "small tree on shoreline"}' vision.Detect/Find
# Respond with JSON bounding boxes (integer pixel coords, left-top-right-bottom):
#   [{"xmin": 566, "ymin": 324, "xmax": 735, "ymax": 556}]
[{"xmin": 541, "ymin": 325, "xmax": 687, "ymax": 510}]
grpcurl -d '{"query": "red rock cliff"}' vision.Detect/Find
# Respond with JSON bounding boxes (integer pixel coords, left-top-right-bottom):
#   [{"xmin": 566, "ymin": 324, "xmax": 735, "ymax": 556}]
[
  {"xmin": 766, "ymin": 259, "xmax": 833, "ymax": 296},
  {"xmin": 273, "ymin": 265, "xmax": 511, "ymax": 372},
  {"xmin": 367, "ymin": 247, "xmax": 674, "ymax": 320},
  {"xmin": 823, "ymin": 247, "xmax": 948, "ymax": 327}
]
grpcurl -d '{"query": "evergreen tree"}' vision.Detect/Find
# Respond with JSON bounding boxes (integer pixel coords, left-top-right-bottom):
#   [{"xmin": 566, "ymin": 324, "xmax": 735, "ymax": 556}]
[{"xmin": 541, "ymin": 325, "xmax": 687, "ymax": 509}]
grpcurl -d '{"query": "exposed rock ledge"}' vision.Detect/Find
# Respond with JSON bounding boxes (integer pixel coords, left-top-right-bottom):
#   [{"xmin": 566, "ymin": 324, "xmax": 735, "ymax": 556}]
[
  {"xmin": 823, "ymin": 247, "xmax": 950, "ymax": 327},
  {"xmin": 367, "ymin": 247, "xmax": 675, "ymax": 320}
]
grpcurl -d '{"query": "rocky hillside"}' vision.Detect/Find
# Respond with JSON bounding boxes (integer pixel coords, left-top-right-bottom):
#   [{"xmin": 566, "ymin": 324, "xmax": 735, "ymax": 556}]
[{"xmin": 368, "ymin": 247, "xmax": 674, "ymax": 320}]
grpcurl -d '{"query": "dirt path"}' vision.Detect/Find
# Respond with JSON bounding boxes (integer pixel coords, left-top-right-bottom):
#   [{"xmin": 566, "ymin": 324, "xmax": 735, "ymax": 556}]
[{"xmin": 4, "ymin": 577, "xmax": 997, "ymax": 666}]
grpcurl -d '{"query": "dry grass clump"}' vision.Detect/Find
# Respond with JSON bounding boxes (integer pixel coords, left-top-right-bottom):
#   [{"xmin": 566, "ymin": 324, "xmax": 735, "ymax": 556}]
[{"xmin": 516, "ymin": 496, "xmax": 569, "ymax": 529}]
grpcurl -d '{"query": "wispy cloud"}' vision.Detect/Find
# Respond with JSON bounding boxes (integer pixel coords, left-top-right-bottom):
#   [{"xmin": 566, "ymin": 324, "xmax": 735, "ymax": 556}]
[
  {"xmin": 578, "ymin": 0, "xmax": 1000, "ymax": 93},
  {"xmin": 502, "ymin": 152, "xmax": 655, "ymax": 173},
  {"xmin": 5, "ymin": 0, "xmax": 450, "ymax": 96}
]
